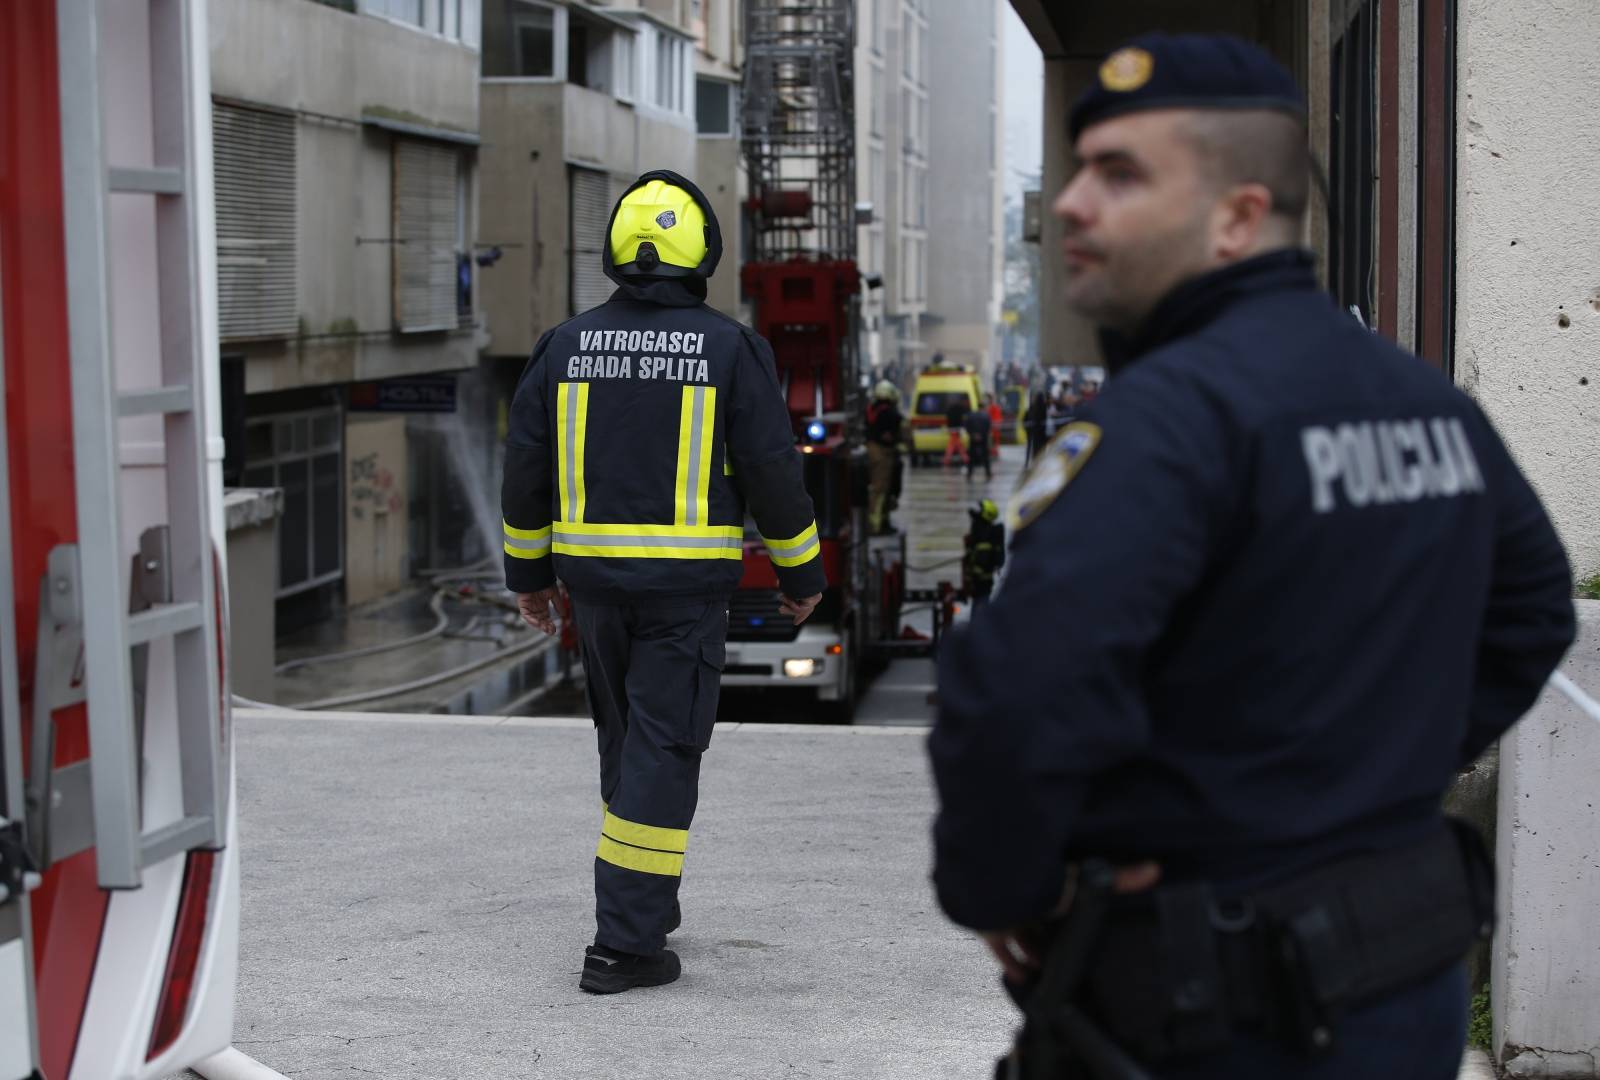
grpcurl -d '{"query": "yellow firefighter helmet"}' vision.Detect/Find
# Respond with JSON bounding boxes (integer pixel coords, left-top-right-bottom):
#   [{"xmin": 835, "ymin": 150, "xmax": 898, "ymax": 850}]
[{"xmin": 609, "ymin": 179, "xmax": 709, "ymax": 276}]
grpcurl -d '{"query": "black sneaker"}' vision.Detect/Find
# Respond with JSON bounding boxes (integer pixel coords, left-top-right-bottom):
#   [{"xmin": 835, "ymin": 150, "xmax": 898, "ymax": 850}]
[
  {"xmin": 579, "ymin": 945, "xmax": 682, "ymax": 994},
  {"xmin": 666, "ymin": 899, "xmax": 681, "ymax": 935}
]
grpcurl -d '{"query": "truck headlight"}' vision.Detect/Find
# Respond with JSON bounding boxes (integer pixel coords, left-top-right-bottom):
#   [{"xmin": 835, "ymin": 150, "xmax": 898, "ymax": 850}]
[{"xmin": 783, "ymin": 658, "xmax": 819, "ymax": 678}]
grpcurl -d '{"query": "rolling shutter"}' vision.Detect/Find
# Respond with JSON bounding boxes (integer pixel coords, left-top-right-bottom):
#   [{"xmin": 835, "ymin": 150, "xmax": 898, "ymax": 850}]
[
  {"xmin": 213, "ymin": 101, "xmax": 297, "ymax": 341},
  {"xmin": 393, "ymin": 139, "xmax": 462, "ymax": 333},
  {"xmin": 570, "ymin": 167, "xmax": 613, "ymax": 316}
]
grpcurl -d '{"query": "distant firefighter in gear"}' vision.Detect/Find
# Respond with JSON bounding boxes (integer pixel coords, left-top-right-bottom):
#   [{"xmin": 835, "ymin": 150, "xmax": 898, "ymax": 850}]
[
  {"xmin": 962, "ymin": 498, "xmax": 1006, "ymax": 604},
  {"xmin": 865, "ymin": 380, "xmax": 904, "ymax": 535},
  {"xmin": 500, "ymin": 170, "xmax": 827, "ymax": 995}
]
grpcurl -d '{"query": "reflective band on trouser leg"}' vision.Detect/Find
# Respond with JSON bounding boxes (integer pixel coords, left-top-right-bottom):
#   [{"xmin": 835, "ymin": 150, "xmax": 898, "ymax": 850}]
[
  {"xmin": 552, "ymin": 522, "xmax": 743, "ymax": 560},
  {"xmin": 762, "ymin": 522, "xmax": 821, "ymax": 567},
  {"xmin": 596, "ymin": 810, "xmax": 688, "ymax": 877},
  {"xmin": 502, "ymin": 522, "xmax": 552, "ymax": 559},
  {"xmin": 557, "ymin": 382, "xmax": 590, "ymax": 523},
  {"xmin": 674, "ymin": 384, "xmax": 716, "ymax": 527}
]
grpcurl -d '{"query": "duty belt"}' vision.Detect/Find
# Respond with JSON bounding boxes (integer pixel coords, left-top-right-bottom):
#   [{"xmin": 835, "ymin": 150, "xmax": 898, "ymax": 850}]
[{"xmin": 999, "ymin": 819, "xmax": 1495, "ymax": 1079}]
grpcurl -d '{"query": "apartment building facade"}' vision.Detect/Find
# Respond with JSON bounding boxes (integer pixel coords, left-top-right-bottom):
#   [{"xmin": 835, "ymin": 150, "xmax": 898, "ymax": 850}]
[
  {"xmin": 922, "ymin": 0, "xmax": 1004, "ymax": 382},
  {"xmin": 854, "ymin": 0, "xmax": 929, "ymax": 389},
  {"xmin": 476, "ymin": 0, "xmax": 744, "ymax": 364},
  {"xmin": 209, "ymin": 0, "xmax": 486, "ymax": 621}
]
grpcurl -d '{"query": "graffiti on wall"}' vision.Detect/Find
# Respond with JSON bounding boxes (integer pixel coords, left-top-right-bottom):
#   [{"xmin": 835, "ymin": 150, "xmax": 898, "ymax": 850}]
[{"xmin": 350, "ymin": 451, "xmax": 403, "ymax": 521}]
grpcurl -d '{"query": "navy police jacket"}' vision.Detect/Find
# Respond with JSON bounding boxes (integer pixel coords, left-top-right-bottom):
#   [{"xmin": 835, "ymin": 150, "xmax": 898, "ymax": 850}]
[
  {"xmin": 500, "ymin": 173, "xmax": 826, "ymax": 604},
  {"xmin": 929, "ymin": 250, "xmax": 1575, "ymax": 931}
]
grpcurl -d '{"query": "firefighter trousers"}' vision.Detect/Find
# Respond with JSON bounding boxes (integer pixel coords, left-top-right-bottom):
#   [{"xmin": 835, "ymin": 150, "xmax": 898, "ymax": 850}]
[
  {"xmin": 575, "ymin": 596, "xmax": 728, "ymax": 957},
  {"xmin": 867, "ymin": 442, "xmax": 897, "ymax": 532}
]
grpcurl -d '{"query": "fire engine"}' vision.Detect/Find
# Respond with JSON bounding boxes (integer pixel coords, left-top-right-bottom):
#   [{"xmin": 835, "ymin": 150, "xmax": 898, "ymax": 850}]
[
  {"xmin": 2, "ymin": 1, "xmax": 242, "ymax": 1077},
  {"xmin": 724, "ymin": 0, "xmax": 922, "ymax": 720}
]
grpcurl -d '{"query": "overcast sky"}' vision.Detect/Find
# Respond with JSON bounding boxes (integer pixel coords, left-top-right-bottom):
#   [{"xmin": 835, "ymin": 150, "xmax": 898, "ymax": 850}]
[{"xmin": 1001, "ymin": 3, "xmax": 1044, "ymax": 202}]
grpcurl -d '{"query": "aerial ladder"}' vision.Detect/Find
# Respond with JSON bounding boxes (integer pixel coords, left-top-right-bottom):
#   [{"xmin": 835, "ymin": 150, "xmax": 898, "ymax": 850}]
[{"xmin": 723, "ymin": 0, "xmax": 929, "ymax": 721}]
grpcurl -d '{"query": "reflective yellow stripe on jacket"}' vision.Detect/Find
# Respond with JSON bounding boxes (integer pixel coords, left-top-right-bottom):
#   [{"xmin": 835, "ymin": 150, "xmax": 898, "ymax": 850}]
[
  {"xmin": 762, "ymin": 522, "xmax": 821, "ymax": 567},
  {"xmin": 596, "ymin": 809, "xmax": 688, "ymax": 877},
  {"xmin": 502, "ymin": 522, "xmax": 551, "ymax": 560},
  {"xmin": 552, "ymin": 522, "xmax": 743, "ymax": 561},
  {"xmin": 674, "ymin": 384, "xmax": 717, "ymax": 527},
  {"xmin": 556, "ymin": 382, "xmax": 590, "ymax": 523}
]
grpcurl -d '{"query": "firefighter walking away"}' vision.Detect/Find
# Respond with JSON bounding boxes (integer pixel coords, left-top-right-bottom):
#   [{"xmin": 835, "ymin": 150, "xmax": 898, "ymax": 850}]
[{"xmin": 501, "ymin": 170, "xmax": 826, "ymax": 994}]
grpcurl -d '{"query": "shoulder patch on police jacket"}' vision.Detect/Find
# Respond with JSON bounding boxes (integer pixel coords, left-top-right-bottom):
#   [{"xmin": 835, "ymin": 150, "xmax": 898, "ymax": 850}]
[{"xmin": 1007, "ymin": 422, "xmax": 1102, "ymax": 531}]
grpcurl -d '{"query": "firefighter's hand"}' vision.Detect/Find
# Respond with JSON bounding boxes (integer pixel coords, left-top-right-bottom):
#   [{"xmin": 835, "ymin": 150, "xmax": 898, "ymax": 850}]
[
  {"xmin": 780, "ymin": 592, "xmax": 822, "ymax": 625},
  {"xmin": 516, "ymin": 587, "xmax": 562, "ymax": 634},
  {"xmin": 979, "ymin": 862, "xmax": 1162, "ymax": 984}
]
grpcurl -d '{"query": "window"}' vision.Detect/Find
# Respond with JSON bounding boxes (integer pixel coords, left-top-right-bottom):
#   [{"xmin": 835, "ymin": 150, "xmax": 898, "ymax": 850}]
[
  {"xmin": 656, "ymin": 33, "xmax": 677, "ymax": 111},
  {"xmin": 868, "ymin": 146, "xmax": 884, "ymax": 217},
  {"xmin": 869, "ymin": 64, "xmax": 884, "ymax": 136},
  {"xmin": 696, "ymin": 77, "xmax": 735, "ymax": 135},
  {"xmin": 360, "ymin": 0, "xmax": 479, "ymax": 45},
  {"xmin": 638, "ymin": 22, "xmax": 692, "ymax": 118},
  {"xmin": 365, "ymin": 0, "xmax": 422, "ymax": 24},
  {"xmin": 915, "ymin": 392, "xmax": 969, "ymax": 417},
  {"xmin": 615, "ymin": 31, "xmax": 635, "ymax": 101},
  {"xmin": 565, "ymin": 10, "xmax": 636, "ymax": 96},
  {"xmin": 865, "ymin": 227, "xmax": 883, "ymax": 274},
  {"xmin": 241, "ymin": 407, "xmax": 344, "ymax": 598},
  {"xmin": 393, "ymin": 139, "xmax": 466, "ymax": 332},
  {"xmin": 902, "ymin": 162, "xmax": 924, "ymax": 227},
  {"xmin": 213, "ymin": 101, "xmax": 297, "ymax": 341},
  {"xmin": 514, "ymin": 2, "xmax": 556, "ymax": 76}
]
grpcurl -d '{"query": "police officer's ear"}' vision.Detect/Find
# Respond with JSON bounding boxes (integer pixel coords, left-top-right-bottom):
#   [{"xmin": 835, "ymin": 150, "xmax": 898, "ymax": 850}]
[{"xmin": 1209, "ymin": 181, "xmax": 1275, "ymax": 262}]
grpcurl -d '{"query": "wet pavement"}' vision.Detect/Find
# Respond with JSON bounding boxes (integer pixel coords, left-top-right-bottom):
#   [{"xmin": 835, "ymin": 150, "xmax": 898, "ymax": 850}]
[
  {"xmin": 897, "ymin": 441, "xmax": 1027, "ymax": 595},
  {"xmin": 263, "ymin": 577, "xmax": 568, "ymax": 716}
]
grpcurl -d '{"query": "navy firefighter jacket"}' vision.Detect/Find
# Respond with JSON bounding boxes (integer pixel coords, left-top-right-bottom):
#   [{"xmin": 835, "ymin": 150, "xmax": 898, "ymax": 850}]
[
  {"xmin": 929, "ymin": 250, "xmax": 1576, "ymax": 932},
  {"xmin": 500, "ymin": 171, "xmax": 827, "ymax": 604}
]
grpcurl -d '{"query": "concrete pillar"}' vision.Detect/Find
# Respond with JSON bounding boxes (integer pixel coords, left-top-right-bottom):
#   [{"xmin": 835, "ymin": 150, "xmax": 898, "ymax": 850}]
[
  {"xmin": 1454, "ymin": 0, "xmax": 1600, "ymax": 577},
  {"xmin": 1037, "ymin": 58, "xmax": 1102, "ymax": 370},
  {"xmin": 223, "ymin": 489, "xmax": 283, "ymax": 702},
  {"xmin": 1493, "ymin": 602, "xmax": 1600, "ymax": 1077}
]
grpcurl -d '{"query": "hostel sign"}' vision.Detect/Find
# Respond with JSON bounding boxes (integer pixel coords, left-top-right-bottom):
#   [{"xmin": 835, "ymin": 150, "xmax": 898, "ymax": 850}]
[{"xmin": 348, "ymin": 375, "xmax": 457, "ymax": 413}]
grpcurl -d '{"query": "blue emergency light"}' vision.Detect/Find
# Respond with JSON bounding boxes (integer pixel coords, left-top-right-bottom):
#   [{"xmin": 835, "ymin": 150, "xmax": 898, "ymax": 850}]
[{"xmin": 806, "ymin": 420, "xmax": 827, "ymax": 442}]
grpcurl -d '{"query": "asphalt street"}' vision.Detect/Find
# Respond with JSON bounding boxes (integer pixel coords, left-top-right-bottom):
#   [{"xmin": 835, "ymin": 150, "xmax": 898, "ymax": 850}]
[{"xmin": 171, "ymin": 708, "xmax": 1014, "ymax": 1079}]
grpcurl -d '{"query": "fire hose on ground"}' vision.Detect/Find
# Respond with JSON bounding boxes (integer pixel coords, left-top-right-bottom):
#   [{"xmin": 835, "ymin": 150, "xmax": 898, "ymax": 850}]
[{"xmin": 243, "ymin": 565, "xmax": 564, "ymax": 712}]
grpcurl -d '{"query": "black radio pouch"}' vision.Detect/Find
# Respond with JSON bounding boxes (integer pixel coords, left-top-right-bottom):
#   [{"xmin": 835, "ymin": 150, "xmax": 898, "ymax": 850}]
[{"xmin": 1263, "ymin": 817, "xmax": 1495, "ymax": 1052}]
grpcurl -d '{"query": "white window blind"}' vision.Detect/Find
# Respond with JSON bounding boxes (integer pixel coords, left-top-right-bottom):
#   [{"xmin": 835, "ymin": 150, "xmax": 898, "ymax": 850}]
[
  {"xmin": 392, "ymin": 139, "xmax": 462, "ymax": 332},
  {"xmin": 213, "ymin": 101, "xmax": 298, "ymax": 341}
]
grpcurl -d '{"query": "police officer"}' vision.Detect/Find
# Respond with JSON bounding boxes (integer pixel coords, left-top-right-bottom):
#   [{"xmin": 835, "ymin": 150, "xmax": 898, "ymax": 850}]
[
  {"xmin": 928, "ymin": 34, "xmax": 1575, "ymax": 1078},
  {"xmin": 501, "ymin": 170, "xmax": 826, "ymax": 994},
  {"xmin": 866, "ymin": 379, "xmax": 904, "ymax": 535}
]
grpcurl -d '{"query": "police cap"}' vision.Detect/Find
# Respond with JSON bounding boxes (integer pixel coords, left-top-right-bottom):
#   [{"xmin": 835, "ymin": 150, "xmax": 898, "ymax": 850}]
[{"xmin": 1069, "ymin": 33, "xmax": 1306, "ymax": 142}]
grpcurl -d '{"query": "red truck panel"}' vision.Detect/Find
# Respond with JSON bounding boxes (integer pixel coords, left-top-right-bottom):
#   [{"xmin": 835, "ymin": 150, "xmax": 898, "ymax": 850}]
[{"xmin": 2, "ymin": 4, "xmax": 111, "ymax": 1076}]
